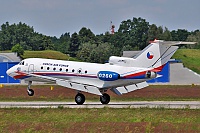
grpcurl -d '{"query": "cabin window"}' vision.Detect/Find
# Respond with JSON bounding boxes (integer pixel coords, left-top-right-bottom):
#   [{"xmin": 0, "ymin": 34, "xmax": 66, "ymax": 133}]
[
  {"xmin": 66, "ymin": 69, "xmax": 68, "ymax": 72},
  {"xmin": 72, "ymin": 69, "xmax": 75, "ymax": 72},
  {"xmin": 53, "ymin": 68, "xmax": 56, "ymax": 71},
  {"xmin": 59, "ymin": 68, "xmax": 62, "ymax": 71},
  {"xmin": 41, "ymin": 66, "xmax": 43, "ymax": 69},
  {"xmin": 78, "ymin": 70, "xmax": 81, "ymax": 73},
  {"xmin": 47, "ymin": 67, "xmax": 50, "ymax": 70},
  {"xmin": 85, "ymin": 70, "xmax": 87, "ymax": 74}
]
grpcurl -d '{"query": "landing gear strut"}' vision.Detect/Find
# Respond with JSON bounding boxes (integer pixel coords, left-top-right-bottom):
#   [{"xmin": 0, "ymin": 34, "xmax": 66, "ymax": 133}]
[
  {"xmin": 75, "ymin": 93, "xmax": 85, "ymax": 105},
  {"xmin": 27, "ymin": 81, "xmax": 34, "ymax": 96},
  {"xmin": 100, "ymin": 93, "xmax": 110, "ymax": 104}
]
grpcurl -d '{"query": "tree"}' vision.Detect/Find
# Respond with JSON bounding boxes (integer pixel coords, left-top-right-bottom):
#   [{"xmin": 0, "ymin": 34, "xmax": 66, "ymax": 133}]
[
  {"xmin": 171, "ymin": 29, "xmax": 190, "ymax": 41},
  {"xmin": 186, "ymin": 31, "xmax": 200, "ymax": 49},
  {"xmin": 51, "ymin": 33, "xmax": 71, "ymax": 54},
  {"xmin": 159, "ymin": 27, "xmax": 172, "ymax": 41},
  {"xmin": 78, "ymin": 27, "xmax": 96, "ymax": 43},
  {"xmin": 89, "ymin": 43, "xmax": 115, "ymax": 63},
  {"xmin": 77, "ymin": 42, "xmax": 97, "ymax": 62},
  {"xmin": 11, "ymin": 43, "xmax": 24, "ymax": 57},
  {"xmin": 69, "ymin": 32, "xmax": 81, "ymax": 57},
  {"xmin": 0, "ymin": 22, "xmax": 55, "ymax": 51},
  {"xmin": 118, "ymin": 17, "xmax": 149, "ymax": 50},
  {"xmin": 147, "ymin": 24, "xmax": 159, "ymax": 42}
]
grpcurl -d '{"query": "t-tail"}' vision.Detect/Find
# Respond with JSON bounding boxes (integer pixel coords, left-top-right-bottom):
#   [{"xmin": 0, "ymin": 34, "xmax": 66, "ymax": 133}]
[{"xmin": 109, "ymin": 39, "xmax": 196, "ymax": 71}]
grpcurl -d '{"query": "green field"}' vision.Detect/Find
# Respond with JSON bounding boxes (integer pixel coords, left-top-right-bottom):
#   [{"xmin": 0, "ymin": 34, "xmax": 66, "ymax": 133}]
[
  {"xmin": 21, "ymin": 50, "xmax": 78, "ymax": 61},
  {"xmin": 173, "ymin": 49, "xmax": 200, "ymax": 74},
  {"xmin": 0, "ymin": 108, "xmax": 199, "ymax": 132},
  {"xmin": 0, "ymin": 85, "xmax": 200, "ymax": 102}
]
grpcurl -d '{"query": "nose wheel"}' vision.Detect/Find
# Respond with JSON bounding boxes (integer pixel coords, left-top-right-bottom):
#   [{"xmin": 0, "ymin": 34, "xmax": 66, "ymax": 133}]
[
  {"xmin": 27, "ymin": 89, "xmax": 34, "ymax": 96},
  {"xmin": 100, "ymin": 93, "xmax": 110, "ymax": 104},
  {"xmin": 27, "ymin": 81, "xmax": 34, "ymax": 96},
  {"xmin": 75, "ymin": 93, "xmax": 85, "ymax": 105}
]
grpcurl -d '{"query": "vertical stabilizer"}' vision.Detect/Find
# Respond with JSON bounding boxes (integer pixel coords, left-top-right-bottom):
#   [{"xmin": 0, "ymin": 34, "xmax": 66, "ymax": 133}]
[
  {"xmin": 133, "ymin": 40, "xmax": 179, "ymax": 70},
  {"xmin": 109, "ymin": 40, "xmax": 196, "ymax": 71}
]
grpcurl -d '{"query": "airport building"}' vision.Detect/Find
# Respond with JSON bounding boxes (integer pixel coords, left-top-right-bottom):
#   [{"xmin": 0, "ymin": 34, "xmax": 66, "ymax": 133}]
[{"xmin": 0, "ymin": 53, "xmax": 20, "ymax": 83}]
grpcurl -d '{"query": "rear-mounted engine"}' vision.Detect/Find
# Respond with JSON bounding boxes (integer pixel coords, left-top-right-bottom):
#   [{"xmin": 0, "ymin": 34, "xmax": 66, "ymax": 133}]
[{"xmin": 146, "ymin": 71, "xmax": 157, "ymax": 79}]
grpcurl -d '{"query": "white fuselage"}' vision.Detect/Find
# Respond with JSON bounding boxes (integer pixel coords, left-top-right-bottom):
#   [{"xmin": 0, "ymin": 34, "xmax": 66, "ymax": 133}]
[{"xmin": 7, "ymin": 58, "xmax": 154, "ymax": 89}]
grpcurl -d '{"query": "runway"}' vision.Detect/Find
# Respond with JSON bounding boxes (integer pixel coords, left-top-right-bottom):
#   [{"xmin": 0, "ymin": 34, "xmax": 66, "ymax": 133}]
[{"xmin": 0, "ymin": 101, "xmax": 199, "ymax": 109}]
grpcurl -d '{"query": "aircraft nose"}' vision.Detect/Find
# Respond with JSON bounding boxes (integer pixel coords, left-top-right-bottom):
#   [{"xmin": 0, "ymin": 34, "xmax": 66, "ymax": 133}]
[
  {"xmin": 6, "ymin": 68, "xmax": 11, "ymax": 76},
  {"xmin": 6, "ymin": 67, "xmax": 14, "ymax": 77}
]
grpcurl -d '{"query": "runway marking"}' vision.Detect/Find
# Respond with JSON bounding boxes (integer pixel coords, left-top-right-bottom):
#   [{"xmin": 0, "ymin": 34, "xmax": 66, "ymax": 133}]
[{"xmin": 0, "ymin": 101, "xmax": 199, "ymax": 109}]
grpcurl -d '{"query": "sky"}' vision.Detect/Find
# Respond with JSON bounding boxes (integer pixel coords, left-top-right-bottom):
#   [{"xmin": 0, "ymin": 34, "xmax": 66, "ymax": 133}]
[{"xmin": 0, "ymin": 0, "xmax": 199, "ymax": 37}]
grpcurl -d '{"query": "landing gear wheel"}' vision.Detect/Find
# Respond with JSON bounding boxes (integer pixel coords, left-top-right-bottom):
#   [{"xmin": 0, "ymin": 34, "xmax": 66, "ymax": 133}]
[
  {"xmin": 75, "ymin": 93, "xmax": 85, "ymax": 105},
  {"xmin": 100, "ymin": 93, "xmax": 110, "ymax": 104},
  {"xmin": 27, "ymin": 81, "xmax": 34, "ymax": 96},
  {"xmin": 27, "ymin": 89, "xmax": 34, "ymax": 96}
]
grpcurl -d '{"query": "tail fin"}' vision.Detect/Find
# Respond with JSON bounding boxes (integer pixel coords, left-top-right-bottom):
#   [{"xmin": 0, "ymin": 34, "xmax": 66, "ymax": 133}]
[
  {"xmin": 134, "ymin": 40, "xmax": 196, "ymax": 70},
  {"xmin": 109, "ymin": 40, "xmax": 196, "ymax": 71}
]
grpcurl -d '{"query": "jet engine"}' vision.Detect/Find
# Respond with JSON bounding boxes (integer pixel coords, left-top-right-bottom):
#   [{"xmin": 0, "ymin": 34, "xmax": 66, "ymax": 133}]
[
  {"xmin": 145, "ymin": 71, "xmax": 157, "ymax": 79},
  {"xmin": 97, "ymin": 71, "xmax": 120, "ymax": 81}
]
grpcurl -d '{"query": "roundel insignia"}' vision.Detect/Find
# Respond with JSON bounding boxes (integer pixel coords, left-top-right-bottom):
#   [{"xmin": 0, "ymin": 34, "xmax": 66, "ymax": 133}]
[{"xmin": 147, "ymin": 51, "xmax": 154, "ymax": 59}]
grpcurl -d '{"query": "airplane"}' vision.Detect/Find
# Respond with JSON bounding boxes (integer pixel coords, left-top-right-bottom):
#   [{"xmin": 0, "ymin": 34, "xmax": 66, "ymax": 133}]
[{"xmin": 6, "ymin": 40, "xmax": 196, "ymax": 105}]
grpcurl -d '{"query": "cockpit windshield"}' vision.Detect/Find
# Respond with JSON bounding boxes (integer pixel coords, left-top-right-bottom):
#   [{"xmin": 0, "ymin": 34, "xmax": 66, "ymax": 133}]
[{"xmin": 19, "ymin": 61, "xmax": 25, "ymax": 65}]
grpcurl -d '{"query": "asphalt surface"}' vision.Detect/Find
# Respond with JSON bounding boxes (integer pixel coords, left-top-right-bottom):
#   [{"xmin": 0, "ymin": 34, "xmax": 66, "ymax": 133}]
[{"xmin": 0, "ymin": 101, "xmax": 199, "ymax": 109}]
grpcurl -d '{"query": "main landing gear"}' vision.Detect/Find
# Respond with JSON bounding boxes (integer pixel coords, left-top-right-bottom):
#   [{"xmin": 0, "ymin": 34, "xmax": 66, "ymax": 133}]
[
  {"xmin": 100, "ymin": 93, "xmax": 110, "ymax": 104},
  {"xmin": 25, "ymin": 81, "xmax": 111, "ymax": 105},
  {"xmin": 27, "ymin": 81, "xmax": 34, "ymax": 96},
  {"xmin": 74, "ymin": 92, "xmax": 110, "ymax": 105},
  {"xmin": 75, "ymin": 93, "xmax": 85, "ymax": 105}
]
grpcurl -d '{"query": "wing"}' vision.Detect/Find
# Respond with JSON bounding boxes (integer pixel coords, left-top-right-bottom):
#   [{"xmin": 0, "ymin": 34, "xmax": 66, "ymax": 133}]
[
  {"xmin": 28, "ymin": 73, "xmax": 102, "ymax": 96},
  {"xmin": 110, "ymin": 81, "xmax": 148, "ymax": 95}
]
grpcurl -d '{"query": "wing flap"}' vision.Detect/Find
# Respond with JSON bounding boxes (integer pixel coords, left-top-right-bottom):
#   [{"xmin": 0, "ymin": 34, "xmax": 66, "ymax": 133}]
[
  {"xmin": 27, "ymin": 73, "xmax": 102, "ymax": 96},
  {"xmin": 111, "ymin": 81, "xmax": 149, "ymax": 95},
  {"xmin": 56, "ymin": 79, "xmax": 102, "ymax": 95}
]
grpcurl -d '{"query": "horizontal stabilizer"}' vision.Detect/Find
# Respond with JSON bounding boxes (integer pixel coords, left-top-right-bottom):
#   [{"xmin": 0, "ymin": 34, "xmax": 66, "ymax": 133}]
[
  {"xmin": 56, "ymin": 79, "xmax": 102, "ymax": 95},
  {"xmin": 111, "ymin": 81, "xmax": 148, "ymax": 95},
  {"xmin": 150, "ymin": 40, "xmax": 197, "ymax": 46}
]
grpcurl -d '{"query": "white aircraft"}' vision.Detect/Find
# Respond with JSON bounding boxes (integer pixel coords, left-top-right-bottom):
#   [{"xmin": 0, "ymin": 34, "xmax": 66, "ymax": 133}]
[{"xmin": 6, "ymin": 40, "xmax": 196, "ymax": 105}]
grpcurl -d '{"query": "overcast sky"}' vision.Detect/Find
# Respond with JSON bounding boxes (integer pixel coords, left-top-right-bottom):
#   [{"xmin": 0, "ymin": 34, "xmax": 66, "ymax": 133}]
[{"xmin": 0, "ymin": 0, "xmax": 199, "ymax": 37}]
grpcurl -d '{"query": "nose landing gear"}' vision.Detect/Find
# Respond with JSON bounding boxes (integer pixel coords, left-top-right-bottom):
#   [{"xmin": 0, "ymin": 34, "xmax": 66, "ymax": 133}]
[{"xmin": 27, "ymin": 81, "xmax": 34, "ymax": 96}]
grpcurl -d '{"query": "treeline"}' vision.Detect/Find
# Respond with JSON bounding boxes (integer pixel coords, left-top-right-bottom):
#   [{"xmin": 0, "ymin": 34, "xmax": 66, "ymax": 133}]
[{"xmin": 0, "ymin": 17, "xmax": 200, "ymax": 63}]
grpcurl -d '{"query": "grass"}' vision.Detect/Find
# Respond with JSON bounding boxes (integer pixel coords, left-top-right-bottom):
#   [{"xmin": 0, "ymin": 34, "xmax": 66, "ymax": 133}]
[
  {"xmin": 0, "ymin": 85, "xmax": 200, "ymax": 102},
  {"xmin": 0, "ymin": 108, "xmax": 199, "ymax": 132},
  {"xmin": 21, "ymin": 50, "xmax": 78, "ymax": 61},
  {"xmin": 0, "ymin": 84, "xmax": 199, "ymax": 132},
  {"xmin": 173, "ymin": 49, "xmax": 200, "ymax": 74}
]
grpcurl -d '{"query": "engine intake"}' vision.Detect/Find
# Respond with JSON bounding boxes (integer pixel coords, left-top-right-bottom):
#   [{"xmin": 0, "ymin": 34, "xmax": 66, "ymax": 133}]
[{"xmin": 146, "ymin": 71, "xmax": 157, "ymax": 79}]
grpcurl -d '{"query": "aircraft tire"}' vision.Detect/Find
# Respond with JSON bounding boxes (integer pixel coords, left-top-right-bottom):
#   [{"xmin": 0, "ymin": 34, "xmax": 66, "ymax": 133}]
[
  {"xmin": 100, "ymin": 93, "xmax": 110, "ymax": 104},
  {"xmin": 75, "ymin": 93, "xmax": 85, "ymax": 105},
  {"xmin": 27, "ymin": 89, "xmax": 34, "ymax": 96}
]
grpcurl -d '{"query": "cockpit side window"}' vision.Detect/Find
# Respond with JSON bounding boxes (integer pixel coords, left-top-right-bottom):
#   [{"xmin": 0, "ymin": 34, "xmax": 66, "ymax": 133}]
[{"xmin": 19, "ymin": 61, "xmax": 25, "ymax": 65}]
